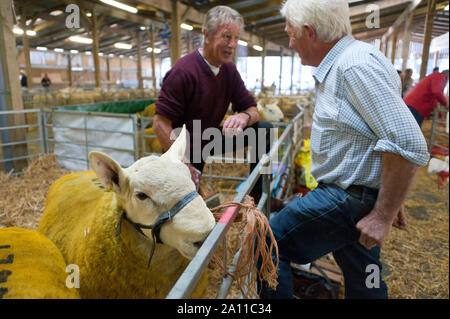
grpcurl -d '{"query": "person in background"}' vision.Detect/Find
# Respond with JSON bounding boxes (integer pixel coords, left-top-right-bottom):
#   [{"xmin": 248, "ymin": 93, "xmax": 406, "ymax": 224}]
[
  {"xmin": 19, "ymin": 70, "xmax": 28, "ymax": 88},
  {"xmin": 403, "ymin": 69, "xmax": 449, "ymax": 127},
  {"xmin": 401, "ymin": 68, "xmax": 414, "ymax": 97},
  {"xmin": 257, "ymin": 0, "xmax": 430, "ymax": 299},
  {"xmin": 41, "ymin": 73, "xmax": 51, "ymax": 89}
]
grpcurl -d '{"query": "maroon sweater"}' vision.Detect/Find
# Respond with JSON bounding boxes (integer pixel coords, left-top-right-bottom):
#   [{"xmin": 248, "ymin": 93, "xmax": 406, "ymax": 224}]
[{"xmin": 155, "ymin": 50, "xmax": 256, "ymax": 155}]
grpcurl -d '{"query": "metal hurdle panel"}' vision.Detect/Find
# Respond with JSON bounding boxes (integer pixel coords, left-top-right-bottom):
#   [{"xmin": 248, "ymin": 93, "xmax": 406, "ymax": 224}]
[
  {"xmin": 0, "ymin": 109, "xmax": 45, "ymax": 174},
  {"xmin": 42, "ymin": 108, "xmax": 139, "ymax": 171},
  {"xmin": 166, "ymin": 106, "xmax": 306, "ymax": 299}
]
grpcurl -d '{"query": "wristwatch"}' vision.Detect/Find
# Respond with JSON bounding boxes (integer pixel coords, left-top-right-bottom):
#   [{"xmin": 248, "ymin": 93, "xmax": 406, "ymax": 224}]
[{"xmin": 241, "ymin": 111, "xmax": 251, "ymax": 123}]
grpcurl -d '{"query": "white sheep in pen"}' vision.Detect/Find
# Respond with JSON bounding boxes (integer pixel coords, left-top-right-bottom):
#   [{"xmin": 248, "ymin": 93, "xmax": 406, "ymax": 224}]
[
  {"xmin": 257, "ymin": 101, "xmax": 284, "ymax": 122},
  {"xmin": 38, "ymin": 126, "xmax": 216, "ymax": 298}
]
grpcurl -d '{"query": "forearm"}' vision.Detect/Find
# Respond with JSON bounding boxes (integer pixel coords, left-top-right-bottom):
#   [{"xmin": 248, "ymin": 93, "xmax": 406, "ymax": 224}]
[
  {"xmin": 374, "ymin": 152, "xmax": 419, "ymax": 222},
  {"xmin": 241, "ymin": 106, "xmax": 259, "ymax": 127},
  {"xmin": 152, "ymin": 114, "xmax": 175, "ymax": 153}
]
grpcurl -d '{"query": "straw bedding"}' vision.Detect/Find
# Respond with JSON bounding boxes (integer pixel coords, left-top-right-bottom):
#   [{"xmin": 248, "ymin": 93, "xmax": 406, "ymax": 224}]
[{"xmin": 0, "ymin": 156, "xmax": 448, "ymax": 298}]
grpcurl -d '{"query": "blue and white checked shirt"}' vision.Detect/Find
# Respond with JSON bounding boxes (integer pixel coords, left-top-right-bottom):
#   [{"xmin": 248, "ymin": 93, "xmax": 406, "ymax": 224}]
[{"xmin": 310, "ymin": 36, "xmax": 430, "ymax": 190}]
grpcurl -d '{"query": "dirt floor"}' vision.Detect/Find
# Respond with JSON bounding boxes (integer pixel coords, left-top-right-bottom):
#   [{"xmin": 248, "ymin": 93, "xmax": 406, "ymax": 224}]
[{"xmin": 0, "ymin": 154, "xmax": 448, "ymax": 299}]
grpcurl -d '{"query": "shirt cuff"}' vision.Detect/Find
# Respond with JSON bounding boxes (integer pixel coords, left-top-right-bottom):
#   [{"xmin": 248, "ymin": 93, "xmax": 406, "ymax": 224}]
[{"xmin": 374, "ymin": 139, "xmax": 430, "ymax": 166}]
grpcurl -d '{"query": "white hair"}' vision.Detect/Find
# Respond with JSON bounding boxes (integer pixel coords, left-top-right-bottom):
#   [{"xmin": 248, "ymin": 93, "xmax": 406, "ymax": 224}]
[
  {"xmin": 202, "ymin": 5, "xmax": 243, "ymax": 37},
  {"xmin": 280, "ymin": 0, "xmax": 352, "ymax": 43}
]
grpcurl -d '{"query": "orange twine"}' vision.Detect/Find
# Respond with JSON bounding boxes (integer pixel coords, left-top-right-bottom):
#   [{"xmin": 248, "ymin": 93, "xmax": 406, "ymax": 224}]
[{"xmin": 210, "ymin": 195, "xmax": 279, "ymax": 299}]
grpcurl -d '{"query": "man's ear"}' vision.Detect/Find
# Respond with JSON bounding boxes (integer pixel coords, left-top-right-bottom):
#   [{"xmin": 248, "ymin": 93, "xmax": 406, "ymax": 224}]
[
  {"xmin": 89, "ymin": 151, "xmax": 126, "ymax": 192},
  {"xmin": 304, "ymin": 24, "xmax": 316, "ymax": 41}
]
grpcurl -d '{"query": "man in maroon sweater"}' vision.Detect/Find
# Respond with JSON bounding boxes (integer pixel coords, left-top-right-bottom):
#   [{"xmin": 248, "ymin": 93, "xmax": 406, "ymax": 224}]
[
  {"xmin": 153, "ymin": 6, "xmax": 276, "ymax": 203},
  {"xmin": 403, "ymin": 69, "xmax": 448, "ymax": 127}
]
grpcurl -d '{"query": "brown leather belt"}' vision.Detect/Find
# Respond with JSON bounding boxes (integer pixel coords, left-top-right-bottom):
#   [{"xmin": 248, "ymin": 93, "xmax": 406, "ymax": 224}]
[{"xmin": 345, "ymin": 184, "xmax": 379, "ymax": 199}]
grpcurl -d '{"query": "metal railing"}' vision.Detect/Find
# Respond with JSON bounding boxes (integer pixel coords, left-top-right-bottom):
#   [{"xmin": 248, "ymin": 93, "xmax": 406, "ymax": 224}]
[
  {"xmin": 0, "ymin": 109, "xmax": 45, "ymax": 174},
  {"xmin": 428, "ymin": 106, "xmax": 449, "ymax": 153},
  {"xmin": 166, "ymin": 107, "xmax": 305, "ymax": 299},
  {"xmin": 42, "ymin": 108, "xmax": 139, "ymax": 171}
]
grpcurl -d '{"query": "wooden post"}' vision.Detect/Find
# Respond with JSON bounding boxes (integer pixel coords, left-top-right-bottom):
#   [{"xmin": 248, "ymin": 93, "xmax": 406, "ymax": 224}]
[
  {"xmin": 420, "ymin": 0, "xmax": 436, "ymax": 80},
  {"xmin": 136, "ymin": 30, "xmax": 143, "ymax": 90},
  {"xmin": 401, "ymin": 13, "xmax": 414, "ymax": 73},
  {"xmin": 90, "ymin": 13, "xmax": 103, "ymax": 88},
  {"xmin": 0, "ymin": 0, "xmax": 28, "ymax": 171},
  {"xmin": 19, "ymin": 16, "xmax": 32, "ymax": 88},
  {"xmin": 67, "ymin": 53, "xmax": 73, "ymax": 87},
  {"xmin": 120, "ymin": 55, "xmax": 123, "ymax": 86},
  {"xmin": 261, "ymin": 38, "xmax": 266, "ymax": 93},
  {"xmin": 384, "ymin": 38, "xmax": 389, "ymax": 57},
  {"xmin": 391, "ymin": 28, "xmax": 399, "ymax": 65},
  {"xmin": 279, "ymin": 46, "xmax": 283, "ymax": 94},
  {"xmin": 106, "ymin": 56, "xmax": 110, "ymax": 87},
  {"xmin": 290, "ymin": 51, "xmax": 294, "ymax": 95},
  {"xmin": 170, "ymin": 0, "xmax": 181, "ymax": 65},
  {"xmin": 147, "ymin": 22, "xmax": 157, "ymax": 91}
]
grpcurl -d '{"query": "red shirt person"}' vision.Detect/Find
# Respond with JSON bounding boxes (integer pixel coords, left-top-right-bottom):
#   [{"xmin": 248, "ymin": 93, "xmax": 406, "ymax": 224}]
[{"xmin": 403, "ymin": 69, "xmax": 449, "ymax": 127}]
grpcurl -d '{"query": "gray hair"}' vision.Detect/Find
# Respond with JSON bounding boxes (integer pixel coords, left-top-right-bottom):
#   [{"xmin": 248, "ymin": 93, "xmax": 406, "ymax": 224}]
[
  {"xmin": 202, "ymin": 5, "xmax": 243, "ymax": 37},
  {"xmin": 280, "ymin": 0, "xmax": 352, "ymax": 43}
]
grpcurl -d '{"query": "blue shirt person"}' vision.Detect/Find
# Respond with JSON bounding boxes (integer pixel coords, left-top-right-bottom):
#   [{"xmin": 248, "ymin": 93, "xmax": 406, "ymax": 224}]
[{"xmin": 258, "ymin": 0, "xmax": 429, "ymax": 299}]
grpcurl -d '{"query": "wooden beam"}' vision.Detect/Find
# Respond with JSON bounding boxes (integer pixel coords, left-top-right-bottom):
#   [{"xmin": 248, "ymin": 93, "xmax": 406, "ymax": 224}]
[
  {"xmin": 67, "ymin": 53, "xmax": 73, "ymax": 87},
  {"xmin": 18, "ymin": 10, "xmax": 32, "ymax": 88},
  {"xmin": 401, "ymin": 13, "xmax": 414, "ymax": 72},
  {"xmin": 106, "ymin": 55, "xmax": 110, "ymax": 86},
  {"xmin": 90, "ymin": 13, "xmax": 102, "ymax": 88},
  {"xmin": 420, "ymin": 0, "xmax": 436, "ymax": 79},
  {"xmin": 170, "ymin": 0, "xmax": 181, "ymax": 65},
  {"xmin": 0, "ymin": 0, "xmax": 28, "ymax": 171},
  {"xmin": 136, "ymin": 30, "xmax": 143, "ymax": 90},
  {"xmin": 137, "ymin": 0, "xmax": 281, "ymax": 51},
  {"xmin": 350, "ymin": 0, "xmax": 411, "ymax": 17},
  {"xmin": 391, "ymin": 28, "xmax": 399, "ymax": 64},
  {"xmin": 261, "ymin": 37, "xmax": 266, "ymax": 92},
  {"xmin": 382, "ymin": 0, "xmax": 424, "ymax": 42},
  {"xmin": 146, "ymin": 22, "xmax": 157, "ymax": 91}
]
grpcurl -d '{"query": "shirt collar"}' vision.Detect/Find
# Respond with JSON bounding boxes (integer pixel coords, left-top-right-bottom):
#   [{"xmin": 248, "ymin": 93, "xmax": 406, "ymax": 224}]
[
  {"xmin": 198, "ymin": 49, "xmax": 220, "ymax": 76},
  {"xmin": 312, "ymin": 35, "xmax": 354, "ymax": 84}
]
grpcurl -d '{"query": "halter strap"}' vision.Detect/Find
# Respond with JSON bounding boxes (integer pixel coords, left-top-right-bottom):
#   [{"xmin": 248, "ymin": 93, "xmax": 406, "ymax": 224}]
[{"xmin": 115, "ymin": 190, "xmax": 199, "ymax": 268}]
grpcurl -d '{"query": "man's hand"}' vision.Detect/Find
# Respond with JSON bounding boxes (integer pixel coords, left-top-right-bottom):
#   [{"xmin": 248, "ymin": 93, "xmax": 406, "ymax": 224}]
[
  {"xmin": 185, "ymin": 162, "xmax": 201, "ymax": 190},
  {"xmin": 392, "ymin": 205, "xmax": 408, "ymax": 230},
  {"xmin": 222, "ymin": 113, "xmax": 249, "ymax": 137},
  {"xmin": 356, "ymin": 208, "xmax": 394, "ymax": 250}
]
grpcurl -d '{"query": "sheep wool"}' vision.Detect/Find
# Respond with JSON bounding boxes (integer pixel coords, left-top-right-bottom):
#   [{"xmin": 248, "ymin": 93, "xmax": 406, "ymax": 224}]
[
  {"xmin": 38, "ymin": 170, "xmax": 208, "ymax": 299},
  {"xmin": 0, "ymin": 227, "xmax": 80, "ymax": 299}
]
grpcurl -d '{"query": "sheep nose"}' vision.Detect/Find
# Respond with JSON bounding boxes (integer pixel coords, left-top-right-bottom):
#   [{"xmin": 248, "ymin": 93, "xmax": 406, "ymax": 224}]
[{"xmin": 193, "ymin": 241, "xmax": 204, "ymax": 249}]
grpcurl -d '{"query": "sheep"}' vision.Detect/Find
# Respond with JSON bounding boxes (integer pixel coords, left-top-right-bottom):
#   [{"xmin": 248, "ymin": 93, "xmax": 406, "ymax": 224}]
[
  {"xmin": 257, "ymin": 101, "xmax": 284, "ymax": 122},
  {"xmin": 0, "ymin": 227, "xmax": 80, "ymax": 299},
  {"xmin": 38, "ymin": 126, "xmax": 216, "ymax": 298}
]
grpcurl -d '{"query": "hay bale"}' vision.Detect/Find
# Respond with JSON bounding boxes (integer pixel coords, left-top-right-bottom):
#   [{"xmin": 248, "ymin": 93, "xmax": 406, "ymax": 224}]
[
  {"xmin": 0, "ymin": 227, "xmax": 80, "ymax": 299},
  {"xmin": 0, "ymin": 155, "xmax": 70, "ymax": 230}
]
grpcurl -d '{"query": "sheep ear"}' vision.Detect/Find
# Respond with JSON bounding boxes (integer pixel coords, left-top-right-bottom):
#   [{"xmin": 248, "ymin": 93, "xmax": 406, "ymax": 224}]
[
  {"xmin": 161, "ymin": 125, "xmax": 187, "ymax": 162},
  {"xmin": 89, "ymin": 151, "xmax": 125, "ymax": 191}
]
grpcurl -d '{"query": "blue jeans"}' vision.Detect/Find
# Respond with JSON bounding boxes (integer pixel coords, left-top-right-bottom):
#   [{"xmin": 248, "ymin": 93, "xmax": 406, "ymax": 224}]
[
  {"xmin": 407, "ymin": 106, "xmax": 424, "ymax": 128},
  {"xmin": 258, "ymin": 183, "xmax": 388, "ymax": 299}
]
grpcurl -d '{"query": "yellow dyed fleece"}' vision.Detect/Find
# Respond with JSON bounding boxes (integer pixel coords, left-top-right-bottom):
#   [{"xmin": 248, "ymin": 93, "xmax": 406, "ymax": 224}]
[{"xmin": 38, "ymin": 171, "xmax": 208, "ymax": 299}]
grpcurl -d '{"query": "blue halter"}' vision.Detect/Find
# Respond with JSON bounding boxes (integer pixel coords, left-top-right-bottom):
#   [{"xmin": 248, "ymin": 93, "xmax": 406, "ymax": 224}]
[{"xmin": 116, "ymin": 190, "xmax": 199, "ymax": 268}]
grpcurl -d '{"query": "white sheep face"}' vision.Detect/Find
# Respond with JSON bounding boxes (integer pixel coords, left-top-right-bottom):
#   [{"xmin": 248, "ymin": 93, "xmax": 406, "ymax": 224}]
[
  {"xmin": 258, "ymin": 102, "xmax": 284, "ymax": 122},
  {"xmin": 89, "ymin": 126, "xmax": 215, "ymax": 260}
]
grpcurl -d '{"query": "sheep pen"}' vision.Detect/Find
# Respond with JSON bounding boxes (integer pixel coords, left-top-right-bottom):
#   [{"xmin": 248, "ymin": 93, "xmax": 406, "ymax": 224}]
[{"xmin": 1, "ymin": 155, "xmax": 448, "ymax": 298}]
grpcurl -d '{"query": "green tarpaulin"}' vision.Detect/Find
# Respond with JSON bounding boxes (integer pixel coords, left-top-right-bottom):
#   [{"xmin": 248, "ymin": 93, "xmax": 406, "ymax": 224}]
[{"xmin": 56, "ymin": 99, "xmax": 156, "ymax": 114}]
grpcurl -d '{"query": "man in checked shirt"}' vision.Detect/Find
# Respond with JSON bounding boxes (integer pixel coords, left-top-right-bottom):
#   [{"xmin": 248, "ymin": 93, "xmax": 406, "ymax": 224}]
[{"xmin": 258, "ymin": 0, "xmax": 430, "ymax": 299}]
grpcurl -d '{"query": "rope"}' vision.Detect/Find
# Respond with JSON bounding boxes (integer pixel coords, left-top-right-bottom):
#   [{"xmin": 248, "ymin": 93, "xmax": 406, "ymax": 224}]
[{"xmin": 210, "ymin": 195, "xmax": 279, "ymax": 299}]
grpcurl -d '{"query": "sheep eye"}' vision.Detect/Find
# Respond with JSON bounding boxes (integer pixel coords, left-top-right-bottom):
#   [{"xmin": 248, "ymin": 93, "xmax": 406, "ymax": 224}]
[{"xmin": 135, "ymin": 192, "xmax": 149, "ymax": 200}]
